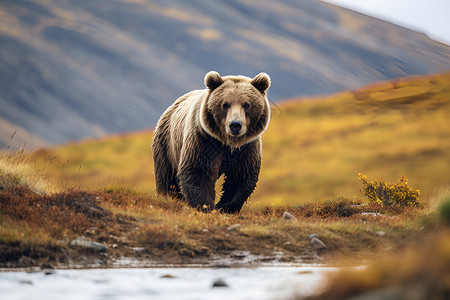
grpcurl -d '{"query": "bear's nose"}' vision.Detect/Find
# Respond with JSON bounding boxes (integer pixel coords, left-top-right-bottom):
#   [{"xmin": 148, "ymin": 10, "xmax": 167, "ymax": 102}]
[{"xmin": 229, "ymin": 121, "xmax": 242, "ymax": 135}]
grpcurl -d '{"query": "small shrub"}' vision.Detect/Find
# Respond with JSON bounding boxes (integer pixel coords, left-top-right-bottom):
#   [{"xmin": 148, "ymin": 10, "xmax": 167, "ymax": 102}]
[{"xmin": 358, "ymin": 173, "xmax": 423, "ymax": 207}]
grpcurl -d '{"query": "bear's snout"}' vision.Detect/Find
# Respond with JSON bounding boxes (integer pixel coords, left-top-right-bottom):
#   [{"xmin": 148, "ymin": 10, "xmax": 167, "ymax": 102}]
[{"xmin": 229, "ymin": 120, "xmax": 242, "ymax": 135}]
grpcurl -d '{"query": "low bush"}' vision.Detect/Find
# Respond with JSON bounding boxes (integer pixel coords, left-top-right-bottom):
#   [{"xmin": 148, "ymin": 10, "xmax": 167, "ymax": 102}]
[{"xmin": 358, "ymin": 173, "xmax": 423, "ymax": 208}]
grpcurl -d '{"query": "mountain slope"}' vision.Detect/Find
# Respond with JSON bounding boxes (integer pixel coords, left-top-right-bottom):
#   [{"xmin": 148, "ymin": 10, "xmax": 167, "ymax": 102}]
[
  {"xmin": 1, "ymin": 0, "xmax": 449, "ymax": 148},
  {"xmin": 29, "ymin": 72, "xmax": 450, "ymax": 207}
]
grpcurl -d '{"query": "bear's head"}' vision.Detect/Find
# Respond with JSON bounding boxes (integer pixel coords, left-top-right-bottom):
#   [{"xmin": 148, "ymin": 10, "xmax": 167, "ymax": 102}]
[{"xmin": 200, "ymin": 71, "xmax": 271, "ymax": 148}]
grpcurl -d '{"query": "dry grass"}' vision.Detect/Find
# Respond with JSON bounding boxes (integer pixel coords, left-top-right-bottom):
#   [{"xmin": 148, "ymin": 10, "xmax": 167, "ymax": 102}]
[
  {"xmin": 0, "ymin": 157, "xmax": 444, "ymax": 268},
  {"xmin": 0, "ymin": 186, "xmax": 110, "ymax": 243},
  {"xmin": 0, "ymin": 149, "xmax": 59, "ymax": 195}
]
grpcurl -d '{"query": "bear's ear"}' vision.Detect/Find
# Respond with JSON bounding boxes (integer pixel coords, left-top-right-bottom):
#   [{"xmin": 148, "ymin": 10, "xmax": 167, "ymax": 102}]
[
  {"xmin": 204, "ymin": 71, "xmax": 224, "ymax": 90},
  {"xmin": 251, "ymin": 72, "xmax": 271, "ymax": 93}
]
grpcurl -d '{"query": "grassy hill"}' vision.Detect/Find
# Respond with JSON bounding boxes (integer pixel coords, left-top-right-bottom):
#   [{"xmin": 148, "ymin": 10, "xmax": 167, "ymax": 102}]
[{"xmin": 29, "ymin": 72, "xmax": 450, "ymax": 209}]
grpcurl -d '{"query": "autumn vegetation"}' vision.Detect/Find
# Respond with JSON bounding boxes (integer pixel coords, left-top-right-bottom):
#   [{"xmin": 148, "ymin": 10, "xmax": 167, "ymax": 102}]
[{"xmin": 1, "ymin": 73, "xmax": 449, "ymax": 284}]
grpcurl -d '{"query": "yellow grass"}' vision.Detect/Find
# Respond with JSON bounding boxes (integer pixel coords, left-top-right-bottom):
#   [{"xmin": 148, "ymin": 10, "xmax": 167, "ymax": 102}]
[
  {"xmin": 28, "ymin": 72, "xmax": 450, "ymax": 210},
  {"xmin": 0, "ymin": 149, "xmax": 59, "ymax": 195}
]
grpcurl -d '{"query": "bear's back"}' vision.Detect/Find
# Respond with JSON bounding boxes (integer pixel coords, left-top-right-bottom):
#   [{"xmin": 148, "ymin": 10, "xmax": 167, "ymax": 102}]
[{"xmin": 166, "ymin": 89, "xmax": 206, "ymax": 166}]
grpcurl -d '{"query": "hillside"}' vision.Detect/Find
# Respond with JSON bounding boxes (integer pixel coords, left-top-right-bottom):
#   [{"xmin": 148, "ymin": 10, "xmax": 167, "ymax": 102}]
[
  {"xmin": 1, "ymin": 0, "xmax": 450, "ymax": 148},
  {"xmin": 30, "ymin": 72, "xmax": 450, "ymax": 208}
]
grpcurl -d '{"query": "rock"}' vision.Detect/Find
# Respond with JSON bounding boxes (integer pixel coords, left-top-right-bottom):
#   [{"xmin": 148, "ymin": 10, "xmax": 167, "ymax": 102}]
[
  {"xmin": 231, "ymin": 252, "xmax": 246, "ymax": 259},
  {"xmin": 131, "ymin": 247, "xmax": 145, "ymax": 252},
  {"xmin": 211, "ymin": 264, "xmax": 231, "ymax": 268},
  {"xmin": 376, "ymin": 231, "xmax": 386, "ymax": 237},
  {"xmin": 19, "ymin": 280, "xmax": 33, "ymax": 285},
  {"xmin": 212, "ymin": 279, "xmax": 229, "ymax": 288},
  {"xmin": 310, "ymin": 237, "xmax": 326, "ymax": 250},
  {"xmin": 70, "ymin": 236, "xmax": 108, "ymax": 252},
  {"xmin": 308, "ymin": 234, "xmax": 319, "ymax": 240},
  {"xmin": 160, "ymin": 274, "xmax": 177, "ymax": 279},
  {"xmin": 227, "ymin": 224, "xmax": 241, "ymax": 231},
  {"xmin": 84, "ymin": 228, "xmax": 96, "ymax": 235},
  {"xmin": 283, "ymin": 211, "xmax": 296, "ymax": 220},
  {"xmin": 44, "ymin": 269, "xmax": 55, "ymax": 275}
]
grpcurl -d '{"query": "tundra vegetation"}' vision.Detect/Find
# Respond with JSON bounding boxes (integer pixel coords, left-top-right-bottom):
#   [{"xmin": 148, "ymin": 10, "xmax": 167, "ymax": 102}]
[{"xmin": 1, "ymin": 73, "xmax": 449, "ymax": 297}]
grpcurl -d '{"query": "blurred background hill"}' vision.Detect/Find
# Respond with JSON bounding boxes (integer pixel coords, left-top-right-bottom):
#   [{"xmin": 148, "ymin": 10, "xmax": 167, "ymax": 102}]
[{"xmin": 1, "ymin": 0, "xmax": 450, "ymax": 149}]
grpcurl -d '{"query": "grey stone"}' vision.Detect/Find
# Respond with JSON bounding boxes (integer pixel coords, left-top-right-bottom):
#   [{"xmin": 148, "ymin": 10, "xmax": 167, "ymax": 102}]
[
  {"xmin": 212, "ymin": 279, "xmax": 229, "ymax": 288},
  {"xmin": 211, "ymin": 264, "xmax": 231, "ymax": 268},
  {"xmin": 310, "ymin": 237, "xmax": 326, "ymax": 250},
  {"xmin": 283, "ymin": 212, "xmax": 296, "ymax": 220},
  {"xmin": 70, "ymin": 236, "xmax": 107, "ymax": 252},
  {"xmin": 131, "ymin": 247, "xmax": 145, "ymax": 252},
  {"xmin": 376, "ymin": 231, "xmax": 386, "ymax": 237},
  {"xmin": 44, "ymin": 269, "xmax": 55, "ymax": 275},
  {"xmin": 227, "ymin": 224, "xmax": 241, "ymax": 231},
  {"xmin": 308, "ymin": 234, "xmax": 319, "ymax": 240}
]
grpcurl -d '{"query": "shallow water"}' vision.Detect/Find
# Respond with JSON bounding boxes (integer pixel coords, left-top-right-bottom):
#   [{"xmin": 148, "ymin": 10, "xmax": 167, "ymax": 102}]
[{"xmin": 0, "ymin": 266, "xmax": 335, "ymax": 300}]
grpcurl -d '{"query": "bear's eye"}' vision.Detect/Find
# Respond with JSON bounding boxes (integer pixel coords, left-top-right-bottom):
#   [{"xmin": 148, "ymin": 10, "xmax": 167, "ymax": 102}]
[
  {"xmin": 242, "ymin": 102, "xmax": 250, "ymax": 109},
  {"xmin": 222, "ymin": 103, "xmax": 230, "ymax": 109}
]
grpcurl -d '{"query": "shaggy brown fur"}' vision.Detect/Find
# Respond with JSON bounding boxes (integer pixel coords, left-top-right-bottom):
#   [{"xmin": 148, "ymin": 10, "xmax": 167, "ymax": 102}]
[{"xmin": 152, "ymin": 71, "xmax": 271, "ymax": 213}]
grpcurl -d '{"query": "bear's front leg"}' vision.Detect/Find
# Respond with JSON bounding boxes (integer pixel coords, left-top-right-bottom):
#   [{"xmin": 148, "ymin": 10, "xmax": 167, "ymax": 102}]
[
  {"xmin": 177, "ymin": 162, "xmax": 216, "ymax": 212},
  {"xmin": 216, "ymin": 142, "xmax": 261, "ymax": 213},
  {"xmin": 215, "ymin": 173, "xmax": 258, "ymax": 214}
]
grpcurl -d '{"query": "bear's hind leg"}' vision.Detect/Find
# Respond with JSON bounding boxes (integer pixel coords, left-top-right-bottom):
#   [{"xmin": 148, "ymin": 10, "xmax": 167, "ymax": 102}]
[
  {"xmin": 153, "ymin": 141, "xmax": 178, "ymax": 198},
  {"xmin": 154, "ymin": 160, "xmax": 183, "ymax": 199}
]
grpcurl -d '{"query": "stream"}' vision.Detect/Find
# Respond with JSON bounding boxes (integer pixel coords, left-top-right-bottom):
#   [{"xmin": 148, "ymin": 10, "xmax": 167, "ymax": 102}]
[{"xmin": 0, "ymin": 266, "xmax": 336, "ymax": 300}]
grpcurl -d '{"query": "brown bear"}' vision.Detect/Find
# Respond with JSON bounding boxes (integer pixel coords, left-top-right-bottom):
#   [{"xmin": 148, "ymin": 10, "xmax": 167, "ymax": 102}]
[{"xmin": 152, "ymin": 71, "xmax": 271, "ymax": 213}]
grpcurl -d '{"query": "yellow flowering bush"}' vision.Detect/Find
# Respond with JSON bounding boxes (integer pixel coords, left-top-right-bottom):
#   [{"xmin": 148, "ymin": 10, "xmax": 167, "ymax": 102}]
[{"xmin": 358, "ymin": 173, "xmax": 423, "ymax": 207}]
